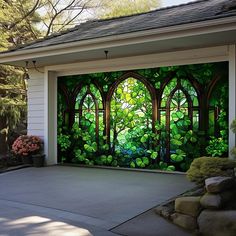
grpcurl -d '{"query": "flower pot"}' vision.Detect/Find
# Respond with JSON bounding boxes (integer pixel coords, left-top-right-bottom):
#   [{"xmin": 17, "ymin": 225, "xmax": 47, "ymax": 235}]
[
  {"xmin": 22, "ymin": 155, "xmax": 33, "ymax": 165},
  {"xmin": 32, "ymin": 154, "xmax": 45, "ymax": 167}
]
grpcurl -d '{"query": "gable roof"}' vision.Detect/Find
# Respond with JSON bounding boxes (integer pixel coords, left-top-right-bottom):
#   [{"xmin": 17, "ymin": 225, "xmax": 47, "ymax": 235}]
[{"xmin": 3, "ymin": 0, "xmax": 236, "ymax": 53}]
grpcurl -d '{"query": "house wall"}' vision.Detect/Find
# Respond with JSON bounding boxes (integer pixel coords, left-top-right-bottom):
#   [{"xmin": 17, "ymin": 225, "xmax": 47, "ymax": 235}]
[
  {"xmin": 28, "ymin": 45, "xmax": 236, "ymax": 165},
  {"xmin": 28, "ymin": 69, "xmax": 58, "ymax": 165},
  {"xmin": 28, "ymin": 69, "xmax": 45, "ymax": 138}
]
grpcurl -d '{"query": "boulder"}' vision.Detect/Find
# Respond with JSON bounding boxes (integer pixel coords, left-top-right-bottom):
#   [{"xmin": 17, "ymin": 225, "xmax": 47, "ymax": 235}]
[
  {"xmin": 175, "ymin": 196, "xmax": 201, "ymax": 217},
  {"xmin": 171, "ymin": 213, "xmax": 198, "ymax": 230},
  {"xmin": 182, "ymin": 187, "xmax": 205, "ymax": 197},
  {"xmin": 198, "ymin": 210, "xmax": 236, "ymax": 236},
  {"xmin": 200, "ymin": 193, "xmax": 221, "ymax": 209},
  {"xmin": 205, "ymin": 176, "xmax": 235, "ymax": 193},
  {"xmin": 200, "ymin": 191, "xmax": 235, "ymax": 209},
  {"xmin": 155, "ymin": 205, "xmax": 174, "ymax": 219}
]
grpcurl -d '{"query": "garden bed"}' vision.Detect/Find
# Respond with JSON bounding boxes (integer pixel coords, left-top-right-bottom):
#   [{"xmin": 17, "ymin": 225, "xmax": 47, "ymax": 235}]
[{"xmin": 0, "ymin": 154, "xmax": 29, "ymax": 173}]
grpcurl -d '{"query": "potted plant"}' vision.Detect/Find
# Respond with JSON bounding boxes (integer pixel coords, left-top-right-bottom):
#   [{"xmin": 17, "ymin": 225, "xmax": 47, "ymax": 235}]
[
  {"xmin": 32, "ymin": 153, "xmax": 45, "ymax": 167},
  {"xmin": 12, "ymin": 135, "xmax": 44, "ymax": 166}
]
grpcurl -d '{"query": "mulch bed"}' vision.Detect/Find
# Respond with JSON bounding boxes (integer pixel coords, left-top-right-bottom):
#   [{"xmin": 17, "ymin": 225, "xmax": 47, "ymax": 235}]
[{"xmin": 0, "ymin": 154, "xmax": 30, "ymax": 174}]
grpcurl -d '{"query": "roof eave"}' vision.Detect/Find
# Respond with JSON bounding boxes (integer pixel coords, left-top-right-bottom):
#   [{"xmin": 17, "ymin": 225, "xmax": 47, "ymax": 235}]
[{"xmin": 0, "ymin": 15, "xmax": 236, "ymax": 65}]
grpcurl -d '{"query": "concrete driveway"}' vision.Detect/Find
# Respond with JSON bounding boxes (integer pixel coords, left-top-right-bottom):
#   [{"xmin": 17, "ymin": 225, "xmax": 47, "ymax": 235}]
[{"xmin": 0, "ymin": 166, "xmax": 193, "ymax": 235}]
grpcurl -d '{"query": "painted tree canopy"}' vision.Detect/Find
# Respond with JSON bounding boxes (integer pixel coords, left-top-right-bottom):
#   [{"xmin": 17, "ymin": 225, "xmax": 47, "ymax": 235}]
[{"xmin": 58, "ymin": 63, "xmax": 228, "ymax": 171}]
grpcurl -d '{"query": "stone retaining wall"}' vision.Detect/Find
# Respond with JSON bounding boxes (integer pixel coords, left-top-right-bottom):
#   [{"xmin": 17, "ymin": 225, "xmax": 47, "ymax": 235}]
[{"xmin": 156, "ymin": 176, "xmax": 236, "ymax": 235}]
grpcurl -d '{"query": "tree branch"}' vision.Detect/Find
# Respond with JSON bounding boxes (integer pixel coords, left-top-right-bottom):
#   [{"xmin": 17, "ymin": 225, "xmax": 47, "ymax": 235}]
[
  {"xmin": 57, "ymin": 3, "xmax": 86, "ymax": 31},
  {"xmin": 8, "ymin": 0, "xmax": 41, "ymax": 30},
  {"xmin": 45, "ymin": 0, "xmax": 78, "ymax": 36}
]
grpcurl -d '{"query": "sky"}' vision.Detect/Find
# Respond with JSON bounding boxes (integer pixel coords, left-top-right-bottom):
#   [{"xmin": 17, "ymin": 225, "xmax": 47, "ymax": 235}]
[{"xmin": 162, "ymin": 0, "xmax": 196, "ymax": 7}]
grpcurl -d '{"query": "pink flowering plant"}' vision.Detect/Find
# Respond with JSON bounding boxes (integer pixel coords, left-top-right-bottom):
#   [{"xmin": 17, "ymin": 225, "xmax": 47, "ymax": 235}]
[{"xmin": 12, "ymin": 135, "xmax": 42, "ymax": 157}]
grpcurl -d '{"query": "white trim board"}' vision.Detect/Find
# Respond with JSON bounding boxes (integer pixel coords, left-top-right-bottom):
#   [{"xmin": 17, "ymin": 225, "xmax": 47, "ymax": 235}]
[
  {"xmin": 229, "ymin": 45, "xmax": 236, "ymax": 159},
  {"xmin": 48, "ymin": 46, "xmax": 229, "ymax": 77}
]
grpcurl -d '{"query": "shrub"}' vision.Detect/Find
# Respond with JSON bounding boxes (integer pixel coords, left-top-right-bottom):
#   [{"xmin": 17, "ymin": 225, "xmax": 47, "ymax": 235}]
[
  {"xmin": 186, "ymin": 156, "xmax": 236, "ymax": 185},
  {"xmin": 12, "ymin": 135, "xmax": 42, "ymax": 156},
  {"xmin": 205, "ymin": 136, "xmax": 228, "ymax": 157}
]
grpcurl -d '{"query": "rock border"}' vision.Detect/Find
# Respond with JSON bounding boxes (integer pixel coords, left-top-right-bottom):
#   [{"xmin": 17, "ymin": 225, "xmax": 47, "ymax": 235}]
[{"xmin": 155, "ymin": 176, "xmax": 236, "ymax": 235}]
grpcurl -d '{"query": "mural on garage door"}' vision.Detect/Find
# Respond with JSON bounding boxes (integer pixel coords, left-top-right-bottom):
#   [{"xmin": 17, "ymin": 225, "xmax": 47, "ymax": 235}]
[{"xmin": 57, "ymin": 62, "xmax": 228, "ymax": 171}]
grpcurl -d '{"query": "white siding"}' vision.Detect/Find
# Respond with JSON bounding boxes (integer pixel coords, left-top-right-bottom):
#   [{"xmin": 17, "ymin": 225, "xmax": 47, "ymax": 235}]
[
  {"xmin": 28, "ymin": 91, "xmax": 44, "ymax": 98},
  {"xmin": 27, "ymin": 69, "xmax": 45, "ymax": 138},
  {"xmin": 28, "ymin": 104, "xmax": 44, "ymax": 111},
  {"xmin": 27, "ymin": 69, "xmax": 58, "ymax": 165}
]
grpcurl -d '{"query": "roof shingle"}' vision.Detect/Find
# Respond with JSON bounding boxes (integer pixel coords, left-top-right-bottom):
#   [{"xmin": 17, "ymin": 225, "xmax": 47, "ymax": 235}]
[{"xmin": 3, "ymin": 0, "xmax": 236, "ymax": 53}]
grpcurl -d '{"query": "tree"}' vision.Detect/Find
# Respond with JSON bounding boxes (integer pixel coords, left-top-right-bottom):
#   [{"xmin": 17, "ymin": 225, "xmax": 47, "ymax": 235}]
[
  {"xmin": 0, "ymin": 0, "xmax": 42, "ymax": 45},
  {"xmin": 0, "ymin": 0, "xmax": 42, "ymax": 154},
  {"xmin": 98, "ymin": 0, "xmax": 160, "ymax": 19},
  {"xmin": 0, "ymin": 66, "xmax": 26, "ymax": 153},
  {"xmin": 0, "ymin": 0, "xmax": 103, "ymax": 154},
  {"xmin": 0, "ymin": 0, "xmax": 160, "ymax": 155},
  {"xmin": 38, "ymin": 0, "xmax": 160, "ymax": 35},
  {"xmin": 38, "ymin": 0, "xmax": 104, "ymax": 36}
]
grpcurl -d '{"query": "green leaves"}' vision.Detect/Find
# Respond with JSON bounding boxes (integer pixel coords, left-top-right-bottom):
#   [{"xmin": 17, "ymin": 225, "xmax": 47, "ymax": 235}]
[
  {"xmin": 99, "ymin": 155, "xmax": 113, "ymax": 165},
  {"xmin": 57, "ymin": 64, "xmax": 228, "ymax": 173},
  {"xmin": 171, "ymin": 139, "xmax": 182, "ymax": 146},
  {"xmin": 136, "ymin": 158, "xmax": 143, "ymax": 167},
  {"xmin": 140, "ymin": 134, "xmax": 149, "ymax": 143},
  {"xmin": 206, "ymin": 136, "xmax": 228, "ymax": 157},
  {"xmin": 102, "ymin": 144, "xmax": 109, "ymax": 151},
  {"xmin": 184, "ymin": 130, "xmax": 197, "ymax": 143},
  {"xmin": 171, "ymin": 111, "xmax": 184, "ymax": 121},
  {"xmin": 159, "ymin": 161, "xmax": 175, "ymax": 171},
  {"xmin": 155, "ymin": 82, "xmax": 161, "ymax": 89},
  {"xmin": 143, "ymin": 157, "xmax": 149, "ymax": 165},
  {"xmin": 130, "ymin": 161, "xmax": 136, "ymax": 168},
  {"xmin": 136, "ymin": 157, "xmax": 149, "ymax": 168},
  {"xmin": 107, "ymin": 155, "xmax": 113, "ymax": 163},
  {"xmin": 155, "ymin": 122, "xmax": 163, "ymax": 131},
  {"xmin": 171, "ymin": 134, "xmax": 183, "ymax": 146},
  {"xmin": 57, "ymin": 134, "xmax": 71, "ymax": 151},
  {"xmin": 101, "ymin": 0, "xmax": 159, "ymax": 19},
  {"xmin": 171, "ymin": 149, "xmax": 186, "ymax": 162},
  {"xmin": 177, "ymin": 118, "xmax": 191, "ymax": 127},
  {"xmin": 84, "ymin": 142, "xmax": 97, "ymax": 153},
  {"xmin": 166, "ymin": 165, "xmax": 176, "ymax": 171},
  {"xmin": 74, "ymin": 149, "xmax": 86, "ymax": 162},
  {"xmin": 150, "ymin": 151, "xmax": 158, "ymax": 159}
]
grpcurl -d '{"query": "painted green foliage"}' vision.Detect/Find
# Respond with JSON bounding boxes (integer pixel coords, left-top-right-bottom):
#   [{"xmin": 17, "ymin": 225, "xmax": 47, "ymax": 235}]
[
  {"xmin": 206, "ymin": 78, "xmax": 228, "ymax": 157},
  {"xmin": 57, "ymin": 63, "xmax": 228, "ymax": 171}
]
